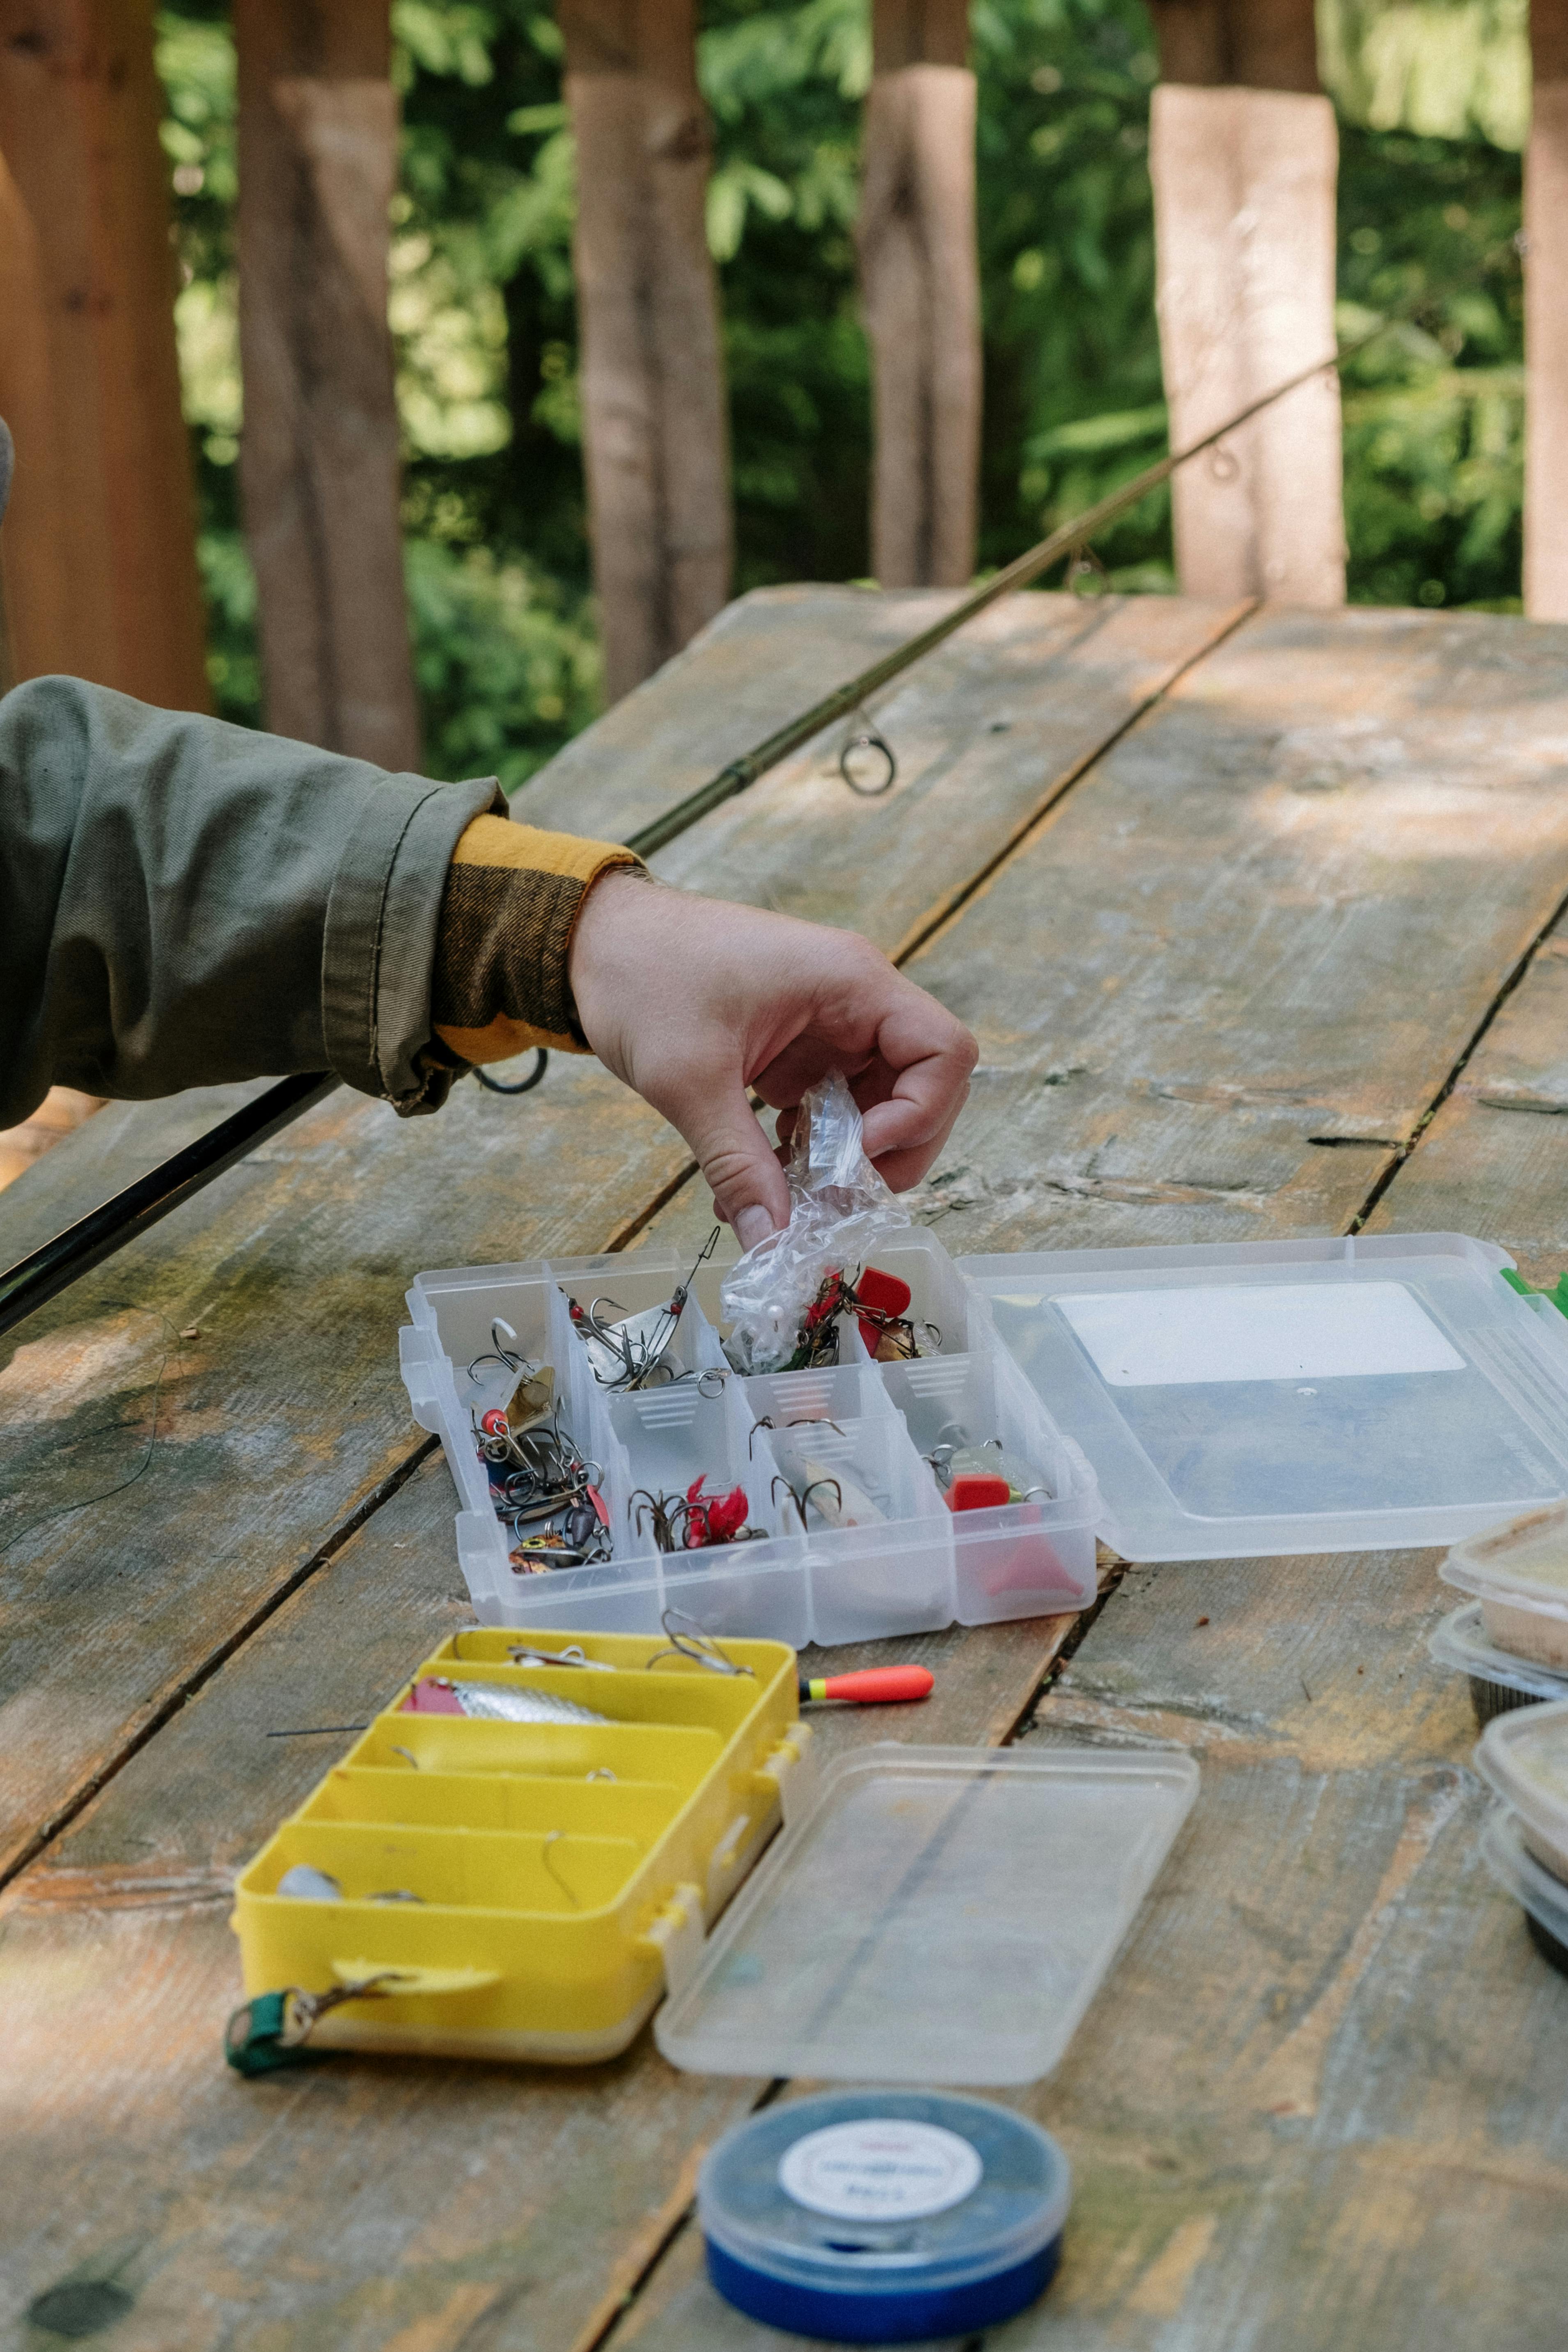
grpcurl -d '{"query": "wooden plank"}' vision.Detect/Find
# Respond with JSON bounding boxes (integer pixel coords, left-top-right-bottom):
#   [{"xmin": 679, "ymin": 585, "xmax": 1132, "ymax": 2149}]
[
  {"xmin": 0, "ymin": 0, "xmax": 209, "ymax": 706},
  {"xmin": 642, "ymin": 592, "xmax": 1248, "ymax": 958},
  {"xmin": 1362, "ymin": 910, "xmax": 1568, "ymax": 1282},
  {"xmin": 859, "ymin": 0, "xmax": 979, "ymax": 588},
  {"xmin": 561, "ymin": 0, "xmax": 730, "ymax": 702},
  {"xmin": 0, "ymin": 1442, "xmax": 1085, "ymax": 2350},
  {"xmin": 514, "ymin": 586, "xmax": 1249, "ymax": 947},
  {"xmin": 1525, "ymin": 0, "xmax": 1568, "ymax": 619},
  {"xmin": 235, "ymin": 0, "xmax": 421, "ymax": 768},
  {"xmin": 608, "ymin": 1539, "xmax": 1568, "ymax": 2351},
  {"xmin": 0, "ymin": 591, "xmax": 1221, "ymax": 1885},
  {"xmin": 1148, "ymin": 0, "xmax": 1344, "ymax": 608}
]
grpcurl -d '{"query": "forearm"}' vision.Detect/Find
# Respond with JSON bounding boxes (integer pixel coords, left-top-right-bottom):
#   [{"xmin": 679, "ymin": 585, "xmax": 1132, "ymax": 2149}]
[
  {"xmin": 0, "ymin": 674, "xmax": 644, "ymax": 1131},
  {"xmin": 0, "ymin": 675, "xmax": 502, "ymax": 1126}
]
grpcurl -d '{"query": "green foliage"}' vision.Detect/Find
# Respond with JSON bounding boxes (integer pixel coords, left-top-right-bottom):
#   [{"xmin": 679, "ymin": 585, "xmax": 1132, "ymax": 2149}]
[
  {"xmin": 1337, "ymin": 125, "xmax": 1523, "ymax": 607},
  {"xmin": 156, "ymin": 0, "xmax": 1529, "ymax": 776},
  {"xmin": 1320, "ymin": 0, "xmax": 1528, "ymax": 150},
  {"xmin": 969, "ymin": 0, "xmax": 1169, "ymax": 582},
  {"xmin": 405, "ymin": 538, "xmax": 601, "ymax": 789}
]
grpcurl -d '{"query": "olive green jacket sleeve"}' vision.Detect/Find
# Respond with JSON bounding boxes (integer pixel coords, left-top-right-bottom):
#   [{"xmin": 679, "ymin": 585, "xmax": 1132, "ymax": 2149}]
[{"xmin": 0, "ymin": 673, "xmax": 504, "ymax": 1130}]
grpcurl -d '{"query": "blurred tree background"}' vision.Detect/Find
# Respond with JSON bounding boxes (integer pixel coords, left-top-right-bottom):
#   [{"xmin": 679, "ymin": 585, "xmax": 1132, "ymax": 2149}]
[{"xmin": 158, "ymin": 0, "xmax": 1527, "ymax": 786}]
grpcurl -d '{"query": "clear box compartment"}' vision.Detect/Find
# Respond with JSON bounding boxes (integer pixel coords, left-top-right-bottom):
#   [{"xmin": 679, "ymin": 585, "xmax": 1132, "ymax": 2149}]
[
  {"xmin": 769, "ymin": 1407, "xmax": 956, "ymax": 1644},
  {"xmin": 836, "ymin": 1224, "xmax": 983, "ymax": 1366},
  {"xmin": 554, "ymin": 1250, "xmax": 731, "ymax": 1387},
  {"xmin": 879, "ymin": 1346, "xmax": 1099, "ymax": 1623},
  {"xmin": 607, "ymin": 1377, "xmax": 791, "ymax": 1547}
]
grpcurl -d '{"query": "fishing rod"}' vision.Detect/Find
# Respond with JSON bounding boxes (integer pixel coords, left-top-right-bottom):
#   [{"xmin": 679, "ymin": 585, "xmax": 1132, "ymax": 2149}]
[{"xmin": 0, "ymin": 301, "xmax": 1433, "ymax": 1340}]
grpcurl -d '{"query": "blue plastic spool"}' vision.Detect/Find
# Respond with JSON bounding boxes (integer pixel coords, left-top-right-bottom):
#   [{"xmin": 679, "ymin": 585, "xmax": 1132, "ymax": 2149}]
[{"xmin": 698, "ymin": 2091, "xmax": 1071, "ymax": 2345}]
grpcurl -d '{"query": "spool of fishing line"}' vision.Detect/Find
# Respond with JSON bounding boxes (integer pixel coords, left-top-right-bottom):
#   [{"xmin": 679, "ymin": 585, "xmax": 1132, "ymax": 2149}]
[{"xmin": 697, "ymin": 2090, "xmax": 1070, "ymax": 2343}]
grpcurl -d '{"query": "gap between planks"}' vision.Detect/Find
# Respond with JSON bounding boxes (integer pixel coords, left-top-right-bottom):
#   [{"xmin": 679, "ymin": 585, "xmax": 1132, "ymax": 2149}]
[
  {"xmin": 1348, "ymin": 872, "xmax": 1568, "ymax": 1233},
  {"xmin": 0, "ymin": 1437, "xmax": 436, "ymax": 1898}
]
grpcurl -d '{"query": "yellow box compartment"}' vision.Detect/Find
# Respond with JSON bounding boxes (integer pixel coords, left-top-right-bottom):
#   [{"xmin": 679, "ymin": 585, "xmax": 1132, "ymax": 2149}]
[{"xmin": 230, "ymin": 1627, "xmax": 808, "ymax": 2064}]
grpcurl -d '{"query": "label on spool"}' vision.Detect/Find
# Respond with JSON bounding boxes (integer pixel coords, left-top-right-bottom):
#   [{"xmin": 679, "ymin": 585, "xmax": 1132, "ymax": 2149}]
[{"xmin": 777, "ymin": 2119, "xmax": 983, "ymax": 2223}]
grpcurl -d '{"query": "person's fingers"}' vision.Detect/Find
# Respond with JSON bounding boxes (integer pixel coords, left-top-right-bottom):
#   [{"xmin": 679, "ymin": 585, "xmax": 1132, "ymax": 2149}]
[
  {"xmin": 860, "ymin": 1052, "xmax": 973, "ymax": 1164},
  {"xmin": 665, "ymin": 1074, "xmax": 791, "ymax": 1252}
]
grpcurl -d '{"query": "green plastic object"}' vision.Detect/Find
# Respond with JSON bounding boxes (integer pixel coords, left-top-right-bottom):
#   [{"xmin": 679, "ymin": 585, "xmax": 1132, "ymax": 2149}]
[
  {"xmin": 224, "ymin": 1991, "xmax": 323, "ymax": 2079},
  {"xmin": 1501, "ymin": 1269, "xmax": 1568, "ymax": 1320}
]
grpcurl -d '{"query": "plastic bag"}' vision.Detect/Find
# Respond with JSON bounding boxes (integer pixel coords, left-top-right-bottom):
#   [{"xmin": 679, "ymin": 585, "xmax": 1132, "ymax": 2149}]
[{"xmin": 720, "ymin": 1073, "xmax": 910, "ymax": 1375}]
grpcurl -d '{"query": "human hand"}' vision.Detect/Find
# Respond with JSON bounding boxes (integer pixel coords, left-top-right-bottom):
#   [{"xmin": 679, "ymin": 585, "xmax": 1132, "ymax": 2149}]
[{"xmin": 568, "ymin": 872, "xmax": 978, "ymax": 1251}]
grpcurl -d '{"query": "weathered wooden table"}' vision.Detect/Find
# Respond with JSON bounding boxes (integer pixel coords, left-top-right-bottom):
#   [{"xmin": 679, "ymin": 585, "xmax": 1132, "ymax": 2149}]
[{"xmin": 3, "ymin": 585, "xmax": 1567, "ymax": 2351}]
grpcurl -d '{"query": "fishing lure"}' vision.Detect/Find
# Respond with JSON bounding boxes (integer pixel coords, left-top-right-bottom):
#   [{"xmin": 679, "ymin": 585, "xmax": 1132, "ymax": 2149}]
[
  {"xmin": 633, "ymin": 1478, "xmax": 765, "ymax": 1553},
  {"xmin": 567, "ymin": 1229, "xmax": 722, "ymax": 1391},
  {"xmin": 401, "ymin": 1677, "xmax": 609, "ymax": 1726},
  {"xmin": 926, "ymin": 1432, "xmax": 1053, "ymax": 1511}
]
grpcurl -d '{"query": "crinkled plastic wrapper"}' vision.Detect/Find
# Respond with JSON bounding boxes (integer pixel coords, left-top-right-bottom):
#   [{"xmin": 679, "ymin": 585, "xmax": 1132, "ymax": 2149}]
[{"xmin": 720, "ymin": 1073, "xmax": 910, "ymax": 1375}]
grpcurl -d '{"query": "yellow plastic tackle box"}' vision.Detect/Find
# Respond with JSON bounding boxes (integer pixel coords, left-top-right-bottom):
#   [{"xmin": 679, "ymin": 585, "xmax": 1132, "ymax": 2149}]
[{"xmin": 230, "ymin": 1629, "xmax": 810, "ymax": 2064}]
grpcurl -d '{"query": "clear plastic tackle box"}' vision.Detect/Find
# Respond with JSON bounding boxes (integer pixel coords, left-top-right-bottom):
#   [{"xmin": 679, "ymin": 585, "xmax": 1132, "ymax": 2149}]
[{"xmin": 399, "ymin": 1226, "xmax": 1568, "ymax": 1644}]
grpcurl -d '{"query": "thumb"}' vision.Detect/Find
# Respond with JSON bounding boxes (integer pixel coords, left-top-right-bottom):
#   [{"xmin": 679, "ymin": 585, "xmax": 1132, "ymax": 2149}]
[{"xmin": 675, "ymin": 1077, "xmax": 790, "ymax": 1254}]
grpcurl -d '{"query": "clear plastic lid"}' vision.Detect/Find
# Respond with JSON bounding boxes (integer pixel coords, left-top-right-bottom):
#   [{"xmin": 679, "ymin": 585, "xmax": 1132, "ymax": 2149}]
[
  {"xmin": 1429, "ymin": 1603, "xmax": 1568, "ymax": 1703},
  {"xmin": 653, "ymin": 1743, "xmax": 1198, "ymax": 2086},
  {"xmin": 1441, "ymin": 1504, "xmax": 1568, "ymax": 1621},
  {"xmin": 960, "ymin": 1234, "xmax": 1568, "ymax": 1561}
]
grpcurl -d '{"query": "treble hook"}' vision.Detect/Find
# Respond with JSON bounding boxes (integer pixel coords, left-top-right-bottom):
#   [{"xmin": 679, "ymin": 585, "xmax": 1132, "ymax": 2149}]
[{"xmin": 771, "ymin": 1472, "xmax": 843, "ymax": 1530}]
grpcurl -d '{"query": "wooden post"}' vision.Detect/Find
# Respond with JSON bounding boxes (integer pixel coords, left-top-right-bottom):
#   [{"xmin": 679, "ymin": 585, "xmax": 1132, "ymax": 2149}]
[
  {"xmin": 0, "ymin": 0, "xmax": 209, "ymax": 707},
  {"xmin": 1525, "ymin": 0, "xmax": 1568, "ymax": 619},
  {"xmin": 235, "ymin": 0, "xmax": 420, "ymax": 769},
  {"xmin": 561, "ymin": 0, "xmax": 731, "ymax": 705},
  {"xmin": 1147, "ymin": 0, "xmax": 1346, "ymax": 607},
  {"xmin": 857, "ymin": 0, "xmax": 980, "ymax": 589}
]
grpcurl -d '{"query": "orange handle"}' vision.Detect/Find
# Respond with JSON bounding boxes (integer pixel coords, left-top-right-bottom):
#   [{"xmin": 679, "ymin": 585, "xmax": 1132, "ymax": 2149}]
[{"xmin": 801, "ymin": 1665, "xmax": 934, "ymax": 1705}]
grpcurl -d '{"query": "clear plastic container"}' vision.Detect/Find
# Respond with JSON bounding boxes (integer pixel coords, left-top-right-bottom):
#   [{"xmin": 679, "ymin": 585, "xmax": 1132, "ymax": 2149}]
[
  {"xmin": 1474, "ymin": 1696, "xmax": 1568, "ymax": 1883},
  {"xmin": 1440, "ymin": 1505, "xmax": 1568, "ymax": 1671},
  {"xmin": 1428, "ymin": 1602, "xmax": 1568, "ymax": 1727},
  {"xmin": 401, "ymin": 1233, "xmax": 1101, "ymax": 1645},
  {"xmin": 698, "ymin": 2091, "xmax": 1070, "ymax": 2343},
  {"xmin": 654, "ymin": 1742, "xmax": 1200, "ymax": 2084},
  {"xmin": 1480, "ymin": 1803, "xmax": 1568, "ymax": 1978}
]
